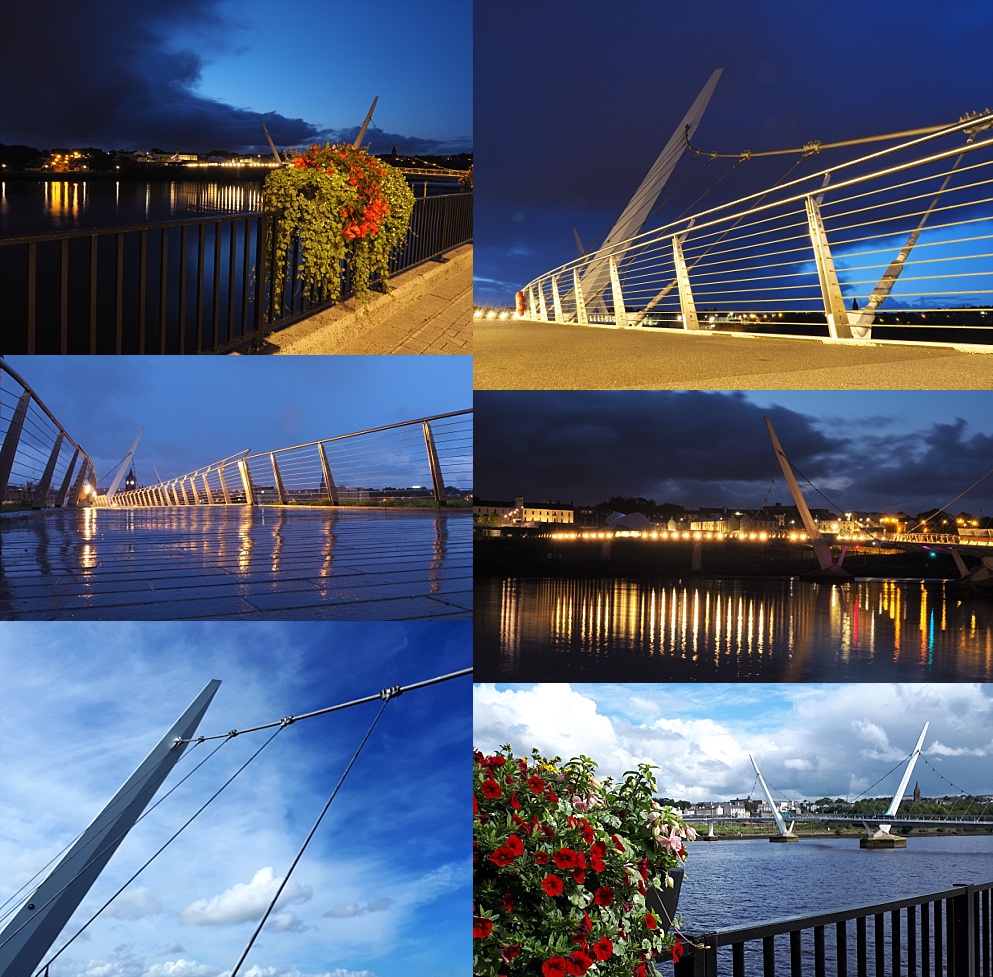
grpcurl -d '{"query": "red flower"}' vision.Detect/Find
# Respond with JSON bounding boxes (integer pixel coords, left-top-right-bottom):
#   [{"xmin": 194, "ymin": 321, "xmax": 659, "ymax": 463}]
[
  {"xmin": 578, "ymin": 818, "xmax": 595, "ymax": 843},
  {"xmin": 542, "ymin": 957, "xmax": 568, "ymax": 977},
  {"xmin": 501, "ymin": 943, "xmax": 521, "ymax": 963},
  {"xmin": 645, "ymin": 912, "xmax": 657, "ymax": 930},
  {"xmin": 473, "ymin": 916, "xmax": 493, "ymax": 939},
  {"xmin": 594, "ymin": 886, "xmax": 614, "ymax": 906},
  {"xmin": 510, "ymin": 790, "xmax": 521, "ymax": 810},
  {"xmin": 502, "ymin": 891, "xmax": 514, "ymax": 913},
  {"xmin": 489, "ymin": 847, "xmax": 515, "ymax": 867},
  {"xmin": 566, "ymin": 949, "xmax": 594, "ymax": 975},
  {"xmin": 528, "ymin": 775, "xmax": 547, "ymax": 793},
  {"xmin": 593, "ymin": 937, "xmax": 613, "ymax": 961},
  {"xmin": 572, "ymin": 869, "xmax": 585, "ymax": 884},
  {"xmin": 534, "ymin": 851, "xmax": 549, "ymax": 865},
  {"xmin": 553, "ymin": 847, "xmax": 579, "ymax": 869},
  {"xmin": 611, "ymin": 834, "xmax": 625, "ymax": 852},
  {"xmin": 541, "ymin": 874, "xmax": 564, "ymax": 897},
  {"xmin": 481, "ymin": 778, "xmax": 501, "ymax": 799},
  {"xmin": 504, "ymin": 834, "xmax": 525, "ymax": 856},
  {"xmin": 671, "ymin": 938, "xmax": 684, "ymax": 963}
]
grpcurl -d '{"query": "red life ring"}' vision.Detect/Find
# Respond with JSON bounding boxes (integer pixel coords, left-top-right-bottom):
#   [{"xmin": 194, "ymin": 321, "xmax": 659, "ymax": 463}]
[{"xmin": 515, "ymin": 290, "xmax": 526, "ymax": 316}]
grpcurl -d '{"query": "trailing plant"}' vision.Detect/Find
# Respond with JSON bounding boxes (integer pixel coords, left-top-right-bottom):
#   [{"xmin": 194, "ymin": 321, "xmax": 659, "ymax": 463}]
[
  {"xmin": 474, "ymin": 746, "xmax": 696, "ymax": 977},
  {"xmin": 262, "ymin": 143, "xmax": 415, "ymax": 308}
]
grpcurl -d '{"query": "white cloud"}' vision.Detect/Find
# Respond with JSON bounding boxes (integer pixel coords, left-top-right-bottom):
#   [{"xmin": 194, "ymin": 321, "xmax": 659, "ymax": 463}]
[
  {"xmin": 180, "ymin": 867, "xmax": 313, "ymax": 927},
  {"xmin": 473, "ymin": 683, "xmax": 993, "ymax": 801},
  {"xmin": 264, "ymin": 911, "xmax": 310, "ymax": 933},
  {"xmin": 323, "ymin": 897, "xmax": 395, "ymax": 918},
  {"xmin": 103, "ymin": 886, "xmax": 163, "ymax": 920}
]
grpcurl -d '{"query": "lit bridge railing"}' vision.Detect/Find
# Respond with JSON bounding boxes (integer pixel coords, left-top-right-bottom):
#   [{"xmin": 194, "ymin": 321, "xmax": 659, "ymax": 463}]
[
  {"xmin": 0, "ymin": 359, "xmax": 97, "ymax": 510},
  {"xmin": 106, "ymin": 409, "xmax": 472, "ymax": 508},
  {"xmin": 522, "ymin": 113, "xmax": 992, "ymax": 343}
]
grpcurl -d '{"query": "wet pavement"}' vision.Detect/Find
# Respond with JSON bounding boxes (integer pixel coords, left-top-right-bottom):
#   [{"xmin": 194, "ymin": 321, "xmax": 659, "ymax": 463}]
[{"xmin": 0, "ymin": 507, "xmax": 472, "ymax": 620}]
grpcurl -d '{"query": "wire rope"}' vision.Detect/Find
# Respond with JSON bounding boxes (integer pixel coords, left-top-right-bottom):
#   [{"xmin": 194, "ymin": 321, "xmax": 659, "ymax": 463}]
[
  {"xmin": 31, "ymin": 727, "xmax": 284, "ymax": 977},
  {"xmin": 229, "ymin": 690, "xmax": 396, "ymax": 975}
]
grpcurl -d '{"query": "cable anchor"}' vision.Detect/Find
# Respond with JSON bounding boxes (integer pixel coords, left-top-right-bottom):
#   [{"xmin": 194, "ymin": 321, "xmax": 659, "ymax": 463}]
[
  {"xmin": 380, "ymin": 685, "xmax": 403, "ymax": 701},
  {"xmin": 279, "ymin": 716, "xmax": 296, "ymax": 726}
]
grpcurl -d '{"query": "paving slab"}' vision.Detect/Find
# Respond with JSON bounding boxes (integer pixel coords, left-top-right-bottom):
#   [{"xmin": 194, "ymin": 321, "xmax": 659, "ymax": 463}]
[
  {"xmin": 474, "ymin": 319, "xmax": 993, "ymax": 390},
  {"xmin": 0, "ymin": 506, "xmax": 471, "ymax": 620},
  {"xmin": 268, "ymin": 245, "xmax": 472, "ymax": 355}
]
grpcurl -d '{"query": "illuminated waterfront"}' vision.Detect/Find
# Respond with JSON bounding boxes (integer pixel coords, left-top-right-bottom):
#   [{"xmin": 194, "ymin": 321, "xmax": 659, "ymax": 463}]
[{"xmin": 475, "ymin": 576, "xmax": 993, "ymax": 681}]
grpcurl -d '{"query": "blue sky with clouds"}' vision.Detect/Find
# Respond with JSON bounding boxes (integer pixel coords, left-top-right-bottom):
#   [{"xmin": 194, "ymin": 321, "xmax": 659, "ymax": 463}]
[
  {"xmin": 0, "ymin": 622, "xmax": 471, "ymax": 977},
  {"xmin": 473, "ymin": 683, "xmax": 993, "ymax": 803},
  {"xmin": 2, "ymin": 356, "xmax": 472, "ymax": 491}
]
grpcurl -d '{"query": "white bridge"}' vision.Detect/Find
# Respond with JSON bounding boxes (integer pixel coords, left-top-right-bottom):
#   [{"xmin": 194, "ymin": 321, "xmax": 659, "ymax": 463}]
[{"xmin": 519, "ymin": 70, "xmax": 992, "ymax": 346}]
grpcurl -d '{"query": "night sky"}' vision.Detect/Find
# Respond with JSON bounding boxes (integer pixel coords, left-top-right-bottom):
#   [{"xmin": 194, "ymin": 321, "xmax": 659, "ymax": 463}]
[
  {"xmin": 3, "ymin": 356, "xmax": 471, "ymax": 489},
  {"xmin": 0, "ymin": 0, "xmax": 472, "ymax": 154},
  {"xmin": 473, "ymin": 0, "xmax": 992, "ymax": 306},
  {"xmin": 475, "ymin": 390, "xmax": 993, "ymax": 516}
]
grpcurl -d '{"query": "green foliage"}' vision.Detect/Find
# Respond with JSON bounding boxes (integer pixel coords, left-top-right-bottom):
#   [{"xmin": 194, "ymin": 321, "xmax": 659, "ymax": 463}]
[{"xmin": 261, "ymin": 144, "xmax": 415, "ymax": 310}]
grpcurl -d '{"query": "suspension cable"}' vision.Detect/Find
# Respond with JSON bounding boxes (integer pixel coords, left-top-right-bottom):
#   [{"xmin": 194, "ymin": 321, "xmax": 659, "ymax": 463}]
[
  {"xmin": 31, "ymin": 727, "xmax": 284, "ymax": 976},
  {"xmin": 683, "ymin": 115, "xmax": 988, "ymax": 159},
  {"xmin": 177, "ymin": 667, "xmax": 472, "ymax": 743},
  {"xmin": 230, "ymin": 690, "xmax": 397, "ymax": 975}
]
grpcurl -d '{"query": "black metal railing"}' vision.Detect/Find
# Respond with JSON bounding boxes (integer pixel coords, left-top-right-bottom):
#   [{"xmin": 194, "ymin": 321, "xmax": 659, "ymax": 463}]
[
  {"xmin": 0, "ymin": 192, "xmax": 472, "ymax": 355},
  {"xmin": 673, "ymin": 881, "xmax": 992, "ymax": 977}
]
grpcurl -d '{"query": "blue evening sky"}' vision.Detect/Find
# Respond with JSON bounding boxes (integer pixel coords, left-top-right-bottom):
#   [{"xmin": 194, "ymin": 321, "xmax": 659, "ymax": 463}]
[
  {"xmin": 474, "ymin": 683, "xmax": 993, "ymax": 802},
  {"xmin": 0, "ymin": 621, "xmax": 471, "ymax": 977},
  {"xmin": 2, "ymin": 356, "xmax": 472, "ymax": 489}
]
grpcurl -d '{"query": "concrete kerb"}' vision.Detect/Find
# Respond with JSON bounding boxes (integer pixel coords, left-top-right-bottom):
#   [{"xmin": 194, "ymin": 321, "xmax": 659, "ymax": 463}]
[{"xmin": 264, "ymin": 244, "xmax": 472, "ymax": 355}]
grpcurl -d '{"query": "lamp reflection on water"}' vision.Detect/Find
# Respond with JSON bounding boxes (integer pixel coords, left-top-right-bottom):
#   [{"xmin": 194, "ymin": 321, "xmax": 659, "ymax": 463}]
[{"xmin": 481, "ymin": 576, "xmax": 993, "ymax": 682}]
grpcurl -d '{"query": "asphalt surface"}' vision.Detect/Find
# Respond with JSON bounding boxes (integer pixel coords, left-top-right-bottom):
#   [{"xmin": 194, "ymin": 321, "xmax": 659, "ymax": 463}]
[{"xmin": 473, "ymin": 319, "xmax": 993, "ymax": 389}]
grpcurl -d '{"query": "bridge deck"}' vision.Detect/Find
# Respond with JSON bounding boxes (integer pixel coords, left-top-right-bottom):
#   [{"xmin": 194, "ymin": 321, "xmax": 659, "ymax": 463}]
[{"xmin": 0, "ymin": 507, "xmax": 471, "ymax": 621}]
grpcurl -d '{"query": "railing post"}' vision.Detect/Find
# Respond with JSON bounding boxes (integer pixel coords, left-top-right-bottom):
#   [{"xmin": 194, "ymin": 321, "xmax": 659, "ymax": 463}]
[
  {"xmin": 537, "ymin": 283, "xmax": 549, "ymax": 322},
  {"xmin": 0, "ymin": 390, "xmax": 31, "ymax": 504},
  {"xmin": 31, "ymin": 432, "xmax": 65, "ymax": 509},
  {"xmin": 422, "ymin": 421, "xmax": 447, "ymax": 506},
  {"xmin": 270, "ymin": 453, "xmax": 286, "ymax": 504},
  {"xmin": 202, "ymin": 472, "xmax": 215, "ymax": 505},
  {"xmin": 573, "ymin": 268, "xmax": 588, "ymax": 324},
  {"xmin": 608, "ymin": 256, "xmax": 628, "ymax": 328},
  {"xmin": 55, "ymin": 449, "xmax": 79, "ymax": 507},
  {"xmin": 317, "ymin": 443, "xmax": 339, "ymax": 504},
  {"xmin": 675, "ymin": 933, "xmax": 717, "ymax": 976},
  {"xmin": 217, "ymin": 467, "xmax": 232, "ymax": 505},
  {"xmin": 527, "ymin": 286, "xmax": 538, "ymax": 320},
  {"xmin": 951, "ymin": 884, "xmax": 977, "ymax": 976},
  {"xmin": 551, "ymin": 274, "xmax": 563, "ymax": 322},
  {"xmin": 805, "ymin": 195, "xmax": 855, "ymax": 340},
  {"xmin": 188, "ymin": 477, "xmax": 200, "ymax": 505},
  {"xmin": 238, "ymin": 459, "xmax": 255, "ymax": 505},
  {"xmin": 672, "ymin": 235, "xmax": 700, "ymax": 330},
  {"xmin": 179, "ymin": 480, "xmax": 190, "ymax": 505},
  {"xmin": 70, "ymin": 461, "xmax": 91, "ymax": 507}
]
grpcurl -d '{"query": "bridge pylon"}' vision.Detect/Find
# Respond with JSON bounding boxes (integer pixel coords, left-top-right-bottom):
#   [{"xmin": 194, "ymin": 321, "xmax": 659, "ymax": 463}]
[
  {"xmin": 749, "ymin": 754, "xmax": 799, "ymax": 842},
  {"xmin": 860, "ymin": 722, "xmax": 929, "ymax": 849}
]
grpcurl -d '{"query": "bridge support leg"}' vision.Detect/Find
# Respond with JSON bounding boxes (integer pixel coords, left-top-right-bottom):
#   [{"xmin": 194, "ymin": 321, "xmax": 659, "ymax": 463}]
[
  {"xmin": 608, "ymin": 257, "xmax": 628, "ymax": 328},
  {"xmin": 537, "ymin": 284, "xmax": 549, "ymax": 322},
  {"xmin": 55, "ymin": 449, "xmax": 79, "ymax": 507},
  {"xmin": 551, "ymin": 274, "xmax": 564, "ymax": 322},
  {"xmin": 805, "ymin": 196, "xmax": 855, "ymax": 340},
  {"xmin": 0, "ymin": 391, "xmax": 31, "ymax": 504},
  {"xmin": 527, "ymin": 286, "xmax": 538, "ymax": 321},
  {"xmin": 270, "ymin": 454, "xmax": 287, "ymax": 504},
  {"xmin": 573, "ymin": 268, "xmax": 588, "ymax": 324},
  {"xmin": 318, "ymin": 444, "xmax": 339, "ymax": 504},
  {"xmin": 672, "ymin": 236, "xmax": 700, "ymax": 331},
  {"xmin": 238, "ymin": 459, "xmax": 255, "ymax": 506},
  {"xmin": 422, "ymin": 421, "xmax": 447, "ymax": 506}
]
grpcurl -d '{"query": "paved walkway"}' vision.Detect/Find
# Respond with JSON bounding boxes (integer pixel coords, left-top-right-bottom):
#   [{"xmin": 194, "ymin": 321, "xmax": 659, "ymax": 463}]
[
  {"xmin": 269, "ymin": 245, "xmax": 472, "ymax": 355},
  {"xmin": 474, "ymin": 319, "xmax": 993, "ymax": 389},
  {"xmin": 0, "ymin": 507, "xmax": 472, "ymax": 620}
]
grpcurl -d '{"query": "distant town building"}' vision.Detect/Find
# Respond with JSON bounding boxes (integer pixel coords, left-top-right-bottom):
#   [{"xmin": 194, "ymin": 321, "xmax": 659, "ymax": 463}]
[{"xmin": 473, "ymin": 496, "xmax": 574, "ymax": 526}]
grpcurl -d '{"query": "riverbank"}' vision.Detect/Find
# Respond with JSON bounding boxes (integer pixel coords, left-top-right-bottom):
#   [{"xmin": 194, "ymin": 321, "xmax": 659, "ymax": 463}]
[{"xmin": 474, "ymin": 533, "xmax": 961, "ymax": 580}]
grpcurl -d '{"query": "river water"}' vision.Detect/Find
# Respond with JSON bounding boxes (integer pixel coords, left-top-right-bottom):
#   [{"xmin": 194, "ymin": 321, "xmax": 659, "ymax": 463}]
[
  {"xmin": 475, "ymin": 576, "xmax": 993, "ymax": 682},
  {"xmin": 660, "ymin": 835, "xmax": 993, "ymax": 975}
]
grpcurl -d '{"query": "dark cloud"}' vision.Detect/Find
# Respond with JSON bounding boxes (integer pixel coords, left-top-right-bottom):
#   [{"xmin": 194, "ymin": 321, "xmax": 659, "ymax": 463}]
[
  {"xmin": 0, "ymin": 0, "xmax": 470, "ymax": 154},
  {"xmin": 475, "ymin": 392, "xmax": 993, "ymax": 514}
]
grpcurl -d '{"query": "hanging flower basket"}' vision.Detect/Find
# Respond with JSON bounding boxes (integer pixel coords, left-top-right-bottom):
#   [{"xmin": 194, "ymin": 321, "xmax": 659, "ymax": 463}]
[
  {"xmin": 262, "ymin": 143, "xmax": 415, "ymax": 308},
  {"xmin": 473, "ymin": 747, "xmax": 696, "ymax": 977}
]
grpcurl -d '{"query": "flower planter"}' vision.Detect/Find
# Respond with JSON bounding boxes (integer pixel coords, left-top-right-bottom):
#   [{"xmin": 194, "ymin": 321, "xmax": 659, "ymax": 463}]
[{"xmin": 645, "ymin": 866, "xmax": 683, "ymax": 932}]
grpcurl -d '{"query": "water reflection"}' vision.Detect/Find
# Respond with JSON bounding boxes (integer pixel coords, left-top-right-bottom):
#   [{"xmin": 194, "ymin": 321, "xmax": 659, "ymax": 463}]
[{"xmin": 477, "ymin": 576, "xmax": 993, "ymax": 681}]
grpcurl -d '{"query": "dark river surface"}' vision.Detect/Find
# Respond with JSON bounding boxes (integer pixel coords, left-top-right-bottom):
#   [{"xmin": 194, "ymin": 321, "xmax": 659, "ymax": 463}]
[
  {"xmin": 659, "ymin": 835, "xmax": 993, "ymax": 975},
  {"xmin": 475, "ymin": 576, "xmax": 993, "ymax": 682}
]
